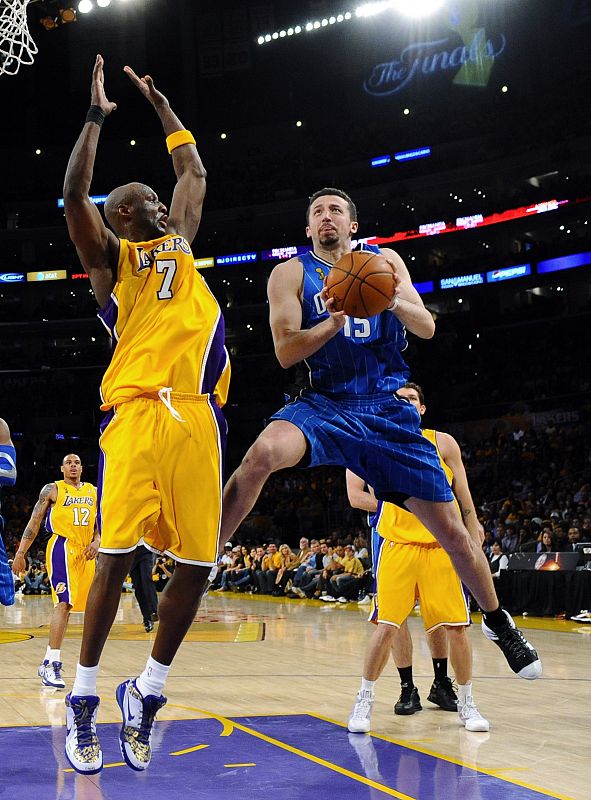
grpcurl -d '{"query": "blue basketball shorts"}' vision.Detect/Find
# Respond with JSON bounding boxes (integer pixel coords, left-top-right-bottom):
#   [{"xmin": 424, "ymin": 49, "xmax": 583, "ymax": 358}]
[{"xmin": 270, "ymin": 391, "xmax": 452, "ymax": 504}]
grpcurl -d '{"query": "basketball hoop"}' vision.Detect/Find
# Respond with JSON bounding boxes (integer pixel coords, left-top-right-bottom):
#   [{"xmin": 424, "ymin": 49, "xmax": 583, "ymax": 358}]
[{"xmin": 0, "ymin": 0, "xmax": 37, "ymax": 77}]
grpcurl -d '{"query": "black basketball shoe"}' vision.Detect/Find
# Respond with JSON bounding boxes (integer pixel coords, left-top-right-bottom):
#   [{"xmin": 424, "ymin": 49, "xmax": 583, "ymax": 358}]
[
  {"xmin": 427, "ymin": 676, "xmax": 458, "ymax": 711},
  {"xmin": 394, "ymin": 684, "xmax": 422, "ymax": 716},
  {"xmin": 482, "ymin": 609, "xmax": 542, "ymax": 679}
]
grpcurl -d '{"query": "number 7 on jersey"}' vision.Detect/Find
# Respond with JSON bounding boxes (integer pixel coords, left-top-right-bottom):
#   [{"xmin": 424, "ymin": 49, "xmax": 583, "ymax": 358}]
[{"xmin": 156, "ymin": 259, "xmax": 177, "ymax": 300}]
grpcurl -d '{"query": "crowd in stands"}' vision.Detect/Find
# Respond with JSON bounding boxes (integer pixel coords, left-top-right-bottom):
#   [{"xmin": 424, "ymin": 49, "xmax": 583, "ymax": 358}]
[{"xmin": 209, "ymin": 536, "xmax": 373, "ymax": 604}]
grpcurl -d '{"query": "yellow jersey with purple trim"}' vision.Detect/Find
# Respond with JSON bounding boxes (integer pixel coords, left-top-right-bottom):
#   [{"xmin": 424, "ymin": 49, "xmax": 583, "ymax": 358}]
[
  {"xmin": 375, "ymin": 429, "xmax": 459, "ymax": 544},
  {"xmin": 98, "ymin": 234, "xmax": 230, "ymax": 410},
  {"xmin": 45, "ymin": 480, "xmax": 97, "ymax": 548}
]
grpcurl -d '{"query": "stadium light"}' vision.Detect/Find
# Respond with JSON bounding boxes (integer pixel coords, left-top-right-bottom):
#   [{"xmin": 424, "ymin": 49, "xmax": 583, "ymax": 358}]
[
  {"xmin": 97, "ymin": 0, "xmax": 111, "ymax": 7},
  {"xmin": 356, "ymin": 1, "xmax": 444, "ymax": 18},
  {"xmin": 78, "ymin": 0, "xmax": 93, "ymax": 13},
  {"xmin": 257, "ymin": 10, "xmax": 351, "ymax": 44}
]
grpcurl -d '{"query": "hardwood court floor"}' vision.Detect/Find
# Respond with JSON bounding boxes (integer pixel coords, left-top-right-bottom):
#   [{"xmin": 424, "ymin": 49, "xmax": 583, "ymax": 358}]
[{"xmin": 0, "ymin": 591, "xmax": 588, "ymax": 799}]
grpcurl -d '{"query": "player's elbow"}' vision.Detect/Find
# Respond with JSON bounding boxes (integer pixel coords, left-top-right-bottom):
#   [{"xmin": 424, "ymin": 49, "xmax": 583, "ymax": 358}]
[{"xmin": 420, "ymin": 316, "xmax": 436, "ymax": 339}]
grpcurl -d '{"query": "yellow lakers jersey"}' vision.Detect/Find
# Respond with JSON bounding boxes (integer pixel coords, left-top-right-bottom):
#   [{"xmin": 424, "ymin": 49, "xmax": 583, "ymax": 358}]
[
  {"xmin": 98, "ymin": 234, "xmax": 230, "ymax": 410},
  {"xmin": 45, "ymin": 480, "xmax": 97, "ymax": 547},
  {"xmin": 376, "ymin": 429, "xmax": 460, "ymax": 544}
]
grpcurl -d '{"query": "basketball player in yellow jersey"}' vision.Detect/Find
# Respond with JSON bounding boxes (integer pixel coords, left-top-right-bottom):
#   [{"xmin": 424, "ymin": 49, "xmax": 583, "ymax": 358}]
[
  {"xmin": 347, "ymin": 383, "xmax": 490, "ymax": 734},
  {"xmin": 12, "ymin": 455, "xmax": 99, "ymax": 690},
  {"xmin": 61, "ymin": 56, "xmax": 229, "ymax": 775}
]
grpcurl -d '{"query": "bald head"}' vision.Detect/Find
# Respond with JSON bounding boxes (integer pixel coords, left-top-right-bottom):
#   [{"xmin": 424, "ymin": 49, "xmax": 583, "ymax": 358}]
[
  {"xmin": 104, "ymin": 183, "xmax": 150, "ymax": 230},
  {"xmin": 0, "ymin": 417, "xmax": 12, "ymax": 445}
]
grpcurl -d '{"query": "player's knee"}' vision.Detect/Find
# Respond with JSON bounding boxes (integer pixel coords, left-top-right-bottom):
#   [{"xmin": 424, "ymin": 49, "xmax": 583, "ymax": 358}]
[
  {"xmin": 440, "ymin": 519, "xmax": 473, "ymax": 557},
  {"xmin": 245, "ymin": 434, "xmax": 290, "ymax": 476}
]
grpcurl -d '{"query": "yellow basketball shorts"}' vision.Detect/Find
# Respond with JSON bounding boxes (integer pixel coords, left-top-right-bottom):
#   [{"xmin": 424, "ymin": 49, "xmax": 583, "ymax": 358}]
[
  {"xmin": 46, "ymin": 534, "xmax": 95, "ymax": 612},
  {"xmin": 97, "ymin": 393, "xmax": 226, "ymax": 566},
  {"xmin": 371, "ymin": 540, "xmax": 470, "ymax": 632}
]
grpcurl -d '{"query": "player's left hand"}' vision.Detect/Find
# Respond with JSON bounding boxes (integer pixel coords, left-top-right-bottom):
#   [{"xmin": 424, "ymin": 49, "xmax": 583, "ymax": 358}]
[
  {"xmin": 84, "ymin": 540, "xmax": 100, "ymax": 561},
  {"xmin": 124, "ymin": 66, "xmax": 169, "ymax": 108}
]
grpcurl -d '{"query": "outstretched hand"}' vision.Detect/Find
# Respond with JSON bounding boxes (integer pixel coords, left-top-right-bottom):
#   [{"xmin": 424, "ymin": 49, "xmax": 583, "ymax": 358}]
[
  {"xmin": 91, "ymin": 54, "xmax": 117, "ymax": 115},
  {"xmin": 124, "ymin": 66, "xmax": 169, "ymax": 108}
]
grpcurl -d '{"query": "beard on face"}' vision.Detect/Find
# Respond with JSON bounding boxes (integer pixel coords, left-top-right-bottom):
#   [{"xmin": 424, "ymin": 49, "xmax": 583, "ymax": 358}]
[{"xmin": 319, "ymin": 229, "xmax": 339, "ymax": 246}]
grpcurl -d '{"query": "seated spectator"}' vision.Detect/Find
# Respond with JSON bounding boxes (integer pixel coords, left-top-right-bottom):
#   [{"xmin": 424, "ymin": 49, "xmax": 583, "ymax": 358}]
[
  {"xmin": 501, "ymin": 525, "xmax": 519, "ymax": 554},
  {"xmin": 272, "ymin": 543, "xmax": 299, "ymax": 596},
  {"xmin": 353, "ymin": 535, "xmax": 369, "ymax": 565},
  {"xmin": 291, "ymin": 540, "xmax": 322, "ymax": 589},
  {"xmin": 231, "ymin": 547, "xmax": 257, "ymax": 591},
  {"xmin": 488, "ymin": 540, "xmax": 509, "ymax": 579},
  {"xmin": 536, "ymin": 529, "xmax": 556, "ymax": 553},
  {"xmin": 216, "ymin": 546, "xmax": 246, "ymax": 591},
  {"xmin": 327, "ymin": 544, "xmax": 365, "ymax": 602},
  {"xmin": 257, "ymin": 542, "xmax": 282, "ymax": 594},
  {"xmin": 566, "ymin": 526, "xmax": 583, "ymax": 552}
]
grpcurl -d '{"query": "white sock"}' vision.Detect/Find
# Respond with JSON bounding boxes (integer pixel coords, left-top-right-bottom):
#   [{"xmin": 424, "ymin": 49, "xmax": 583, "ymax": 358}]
[
  {"xmin": 71, "ymin": 663, "xmax": 99, "ymax": 697},
  {"xmin": 44, "ymin": 645, "xmax": 51, "ymax": 661},
  {"xmin": 47, "ymin": 648, "xmax": 60, "ymax": 663},
  {"xmin": 360, "ymin": 677, "xmax": 376, "ymax": 695},
  {"xmin": 457, "ymin": 682, "xmax": 473, "ymax": 705},
  {"xmin": 136, "ymin": 656, "xmax": 170, "ymax": 698}
]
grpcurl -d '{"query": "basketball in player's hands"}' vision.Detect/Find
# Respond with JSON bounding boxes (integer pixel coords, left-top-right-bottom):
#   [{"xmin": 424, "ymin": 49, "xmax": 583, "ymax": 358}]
[{"xmin": 326, "ymin": 251, "xmax": 397, "ymax": 318}]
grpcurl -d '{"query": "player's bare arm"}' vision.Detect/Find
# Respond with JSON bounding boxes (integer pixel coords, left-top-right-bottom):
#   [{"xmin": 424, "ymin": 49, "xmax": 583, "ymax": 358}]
[
  {"xmin": 381, "ymin": 248, "xmax": 435, "ymax": 339},
  {"xmin": 345, "ymin": 469, "xmax": 378, "ymax": 514},
  {"xmin": 436, "ymin": 431, "xmax": 484, "ymax": 545},
  {"xmin": 0, "ymin": 418, "xmax": 16, "ymax": 486},
  {"xmin": 63, "ymin": 54, "xmax": 119, "ymax": 308},
  {"xmin": 11, "ymin": 483, "xmax": 58, "ymax": 575},
  {"xmin": 125, "ymin": 66, "xmax": 206, "ymax": 244},
  {"xmin": 269, "ymin": 258, "xmax": 346, "ymax": 369}
]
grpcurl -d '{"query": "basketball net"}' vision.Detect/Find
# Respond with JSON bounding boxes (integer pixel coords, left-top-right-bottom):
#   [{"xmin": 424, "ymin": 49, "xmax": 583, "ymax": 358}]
[{"xmin": 0, "ymin": 0, "xmax": 37, "ymax": 77}]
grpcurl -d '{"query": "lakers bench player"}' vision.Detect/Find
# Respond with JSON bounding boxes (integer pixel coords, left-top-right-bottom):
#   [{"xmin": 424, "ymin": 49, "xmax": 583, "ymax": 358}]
[
  {"xmin": 61, "ymin": 55, "xmax": 230, "ymax": 774},
  {"xmin": 12, "ymin": 455, "xmax": 98, "ymax": 690}
]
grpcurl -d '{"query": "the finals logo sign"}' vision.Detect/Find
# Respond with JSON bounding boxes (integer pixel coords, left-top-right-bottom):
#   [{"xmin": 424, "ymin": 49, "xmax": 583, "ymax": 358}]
[{"xmin": 363, "ymin": 4, "xmax": 506, "ymax": 96}]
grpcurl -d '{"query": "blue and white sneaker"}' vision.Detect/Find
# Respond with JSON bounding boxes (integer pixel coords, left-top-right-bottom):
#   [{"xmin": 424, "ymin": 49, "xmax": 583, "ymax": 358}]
[
  {"xmin": 38, "ymin": 660, "xmax": 48, "ymax": 679},
  {"xmin": 115, "ymin": 679, "xmax": 167, "ymax": 771},
  {"xmin": 64, "ymin": 694, "xmax": 103, "ymax": 774},
  {"xmin": 40, "ymin": 660, "xmax": 66, "ymax": 689}
]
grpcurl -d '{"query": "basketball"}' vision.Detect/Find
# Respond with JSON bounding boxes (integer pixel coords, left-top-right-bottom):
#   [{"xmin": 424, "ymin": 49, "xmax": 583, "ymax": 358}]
[{"xmin": 325, "ymin": 251, "xmax": 397, "ymax": 318}]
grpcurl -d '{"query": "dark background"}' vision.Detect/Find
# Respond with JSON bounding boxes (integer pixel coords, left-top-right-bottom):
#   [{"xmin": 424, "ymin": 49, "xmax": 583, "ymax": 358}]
[{"xmin": 0, "ymin": 0, "xmax": 590, "ymax": 547}]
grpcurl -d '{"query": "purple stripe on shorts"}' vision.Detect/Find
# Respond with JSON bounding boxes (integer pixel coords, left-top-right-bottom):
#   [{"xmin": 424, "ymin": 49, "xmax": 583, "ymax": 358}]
[
  {"xmin": 50, "ymin": 536, "xmax": 70, "ymax": 605},
  {"xmin": 45, "ymin": 507, "xmax": 54, "ymax": 535},
  {"xmin": 461, "ymin": 582, "xmax": 473, "ymax": 625},
  {"xmin": 201, "ymin": 314, "xmax": 227, "ymax": 396},
  {"xmin": 97, "ymin": 409, "xmax": 115, "ymax": 536},
  {"xmin": 208, "ymin": 399, "xmax": 228, "ymax": 480}
]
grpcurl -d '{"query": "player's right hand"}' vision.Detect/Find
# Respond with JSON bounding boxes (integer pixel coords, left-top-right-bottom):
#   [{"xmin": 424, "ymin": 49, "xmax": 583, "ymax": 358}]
[
  {"xmin": 321, "ymin": 282, "xmax": 347, "ymax": 328},
  {"xmin": 91, "ymin": 54, "xmax": 117, "ymax": 115},
  {"xmin": 11, "ymin": 552, "xmax": 26, "ymax": 576}
]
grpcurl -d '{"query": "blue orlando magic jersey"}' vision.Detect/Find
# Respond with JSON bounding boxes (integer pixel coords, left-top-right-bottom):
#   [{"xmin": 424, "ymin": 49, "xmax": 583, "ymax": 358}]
[{"xmin": 300, "ymin": 245, "xmax": 410, "ymax": 396}]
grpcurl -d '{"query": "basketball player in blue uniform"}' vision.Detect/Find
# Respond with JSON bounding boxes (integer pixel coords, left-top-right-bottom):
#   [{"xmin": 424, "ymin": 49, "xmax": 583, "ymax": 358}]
[
  {"xmin": 221, "ymin": 187, "xmax": 541, "ymax": 680},
  {"xmin": 0, "ymin": 418, "xmax": 17, "ymax": 607}
]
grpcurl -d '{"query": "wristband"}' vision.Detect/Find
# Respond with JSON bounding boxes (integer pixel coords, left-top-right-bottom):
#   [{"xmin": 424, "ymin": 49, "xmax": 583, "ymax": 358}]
[
  {"xmin": 166, "ymin": 129, "xmax": 196, "ymax": 153},
  {"xmin": 85, "ymin": 105, "xmax": 106, "ymax": 127},
  {"xmin": 389, "ymin": 295, "xmax": 400, "ymax": 312}
]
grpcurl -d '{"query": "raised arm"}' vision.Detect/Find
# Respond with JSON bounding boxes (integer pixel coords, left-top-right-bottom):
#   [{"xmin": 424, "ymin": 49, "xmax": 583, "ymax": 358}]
[
  {"xmin": 437, "ymin": 431, "xmax": 484, "ymax": 545},
  {"xmin": 381, "ymin": 248, "xmax": 435, "ymax": 339},
  {"xmin": 268, "ymin": 258, "xmax": 346, "ymax": 369},
  {"xmin": 124, "ymin": 67, "xmax": 206, "ymax": 243},
  {"xmin": 11, "ymin": 483, "xmax": 58, "ymax": 576},
  {"xmin": 63, "ymin": 55, "xmax": 120, "ymax": 308},
  {"xmin": 345, "ymin": 469, "xmax": 378, "ymax": 513}
]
